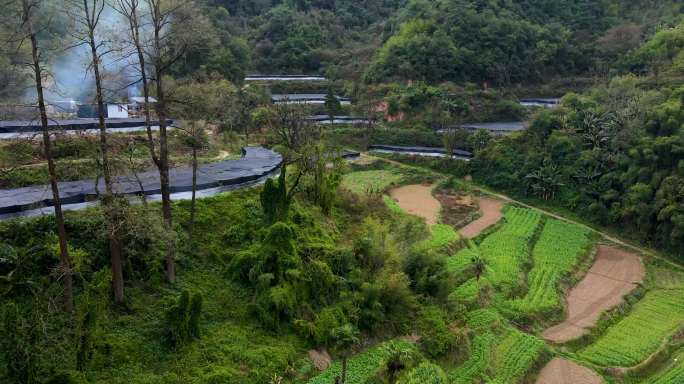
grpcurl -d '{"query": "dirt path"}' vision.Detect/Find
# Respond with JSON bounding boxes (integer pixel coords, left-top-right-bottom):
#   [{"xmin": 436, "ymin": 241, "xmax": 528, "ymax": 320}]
[
  {"xmin": 458, "ymin": 197, "xmax": 504, "ymax": 238},
  {"xmin": 536, "ymin": 358, "xmax": 603, "ymax": 384},
  {"xmin": 389, "ymin": 184, "xmax": 440, "ymax": 226},
  {"xmin": 543, "ymin": 245, "xmax": 645, "ymax": 343}
]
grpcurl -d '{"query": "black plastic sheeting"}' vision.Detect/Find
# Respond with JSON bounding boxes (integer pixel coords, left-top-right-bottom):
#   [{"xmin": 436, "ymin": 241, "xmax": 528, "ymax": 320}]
[
  {"xmin": 0, "ymin": 118, "xmax": 175, "ymax": 133},
  {"xmin": 0, "ymin": 147, "xmax": 282, "ymax": 215},
  {"xmin": 368, "ymin": 145, "xmax": 472, "ymax": 158}
]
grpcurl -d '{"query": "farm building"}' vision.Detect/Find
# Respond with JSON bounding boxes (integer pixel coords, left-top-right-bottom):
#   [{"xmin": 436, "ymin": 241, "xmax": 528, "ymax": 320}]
[
  {"xmin": 128, "ymin": 96, "xmax": 158, "ymax": 117},
  {"xmin": 77, "ymin": 103, "xmax": 129, "ymax": 119}
]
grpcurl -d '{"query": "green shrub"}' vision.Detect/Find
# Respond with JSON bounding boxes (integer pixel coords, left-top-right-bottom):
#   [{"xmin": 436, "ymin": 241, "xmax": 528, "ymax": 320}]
[
  {"xmin": 165, "ymin": 290, "xmax": 203, "ymax": 347},
  {"xmin": 417, "ymin": 306, "xmax": 456, "ymax": 358}
]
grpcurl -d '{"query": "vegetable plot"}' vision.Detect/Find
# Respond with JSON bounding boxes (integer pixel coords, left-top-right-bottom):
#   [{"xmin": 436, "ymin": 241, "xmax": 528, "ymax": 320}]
[
  {"xmin": 507, "ymin": 219, "xmax": 591, "ymax": 315},
  {"xmin": 307, "ymin": 339, "xmax": 417, "ymax": 384},
  {"xmin": 579, "ymin": 290, "xmax": 684, "ymax": 367},
  {"xmin": 477, "ymin": 207, "xmax": 542, "ymax": 295}
]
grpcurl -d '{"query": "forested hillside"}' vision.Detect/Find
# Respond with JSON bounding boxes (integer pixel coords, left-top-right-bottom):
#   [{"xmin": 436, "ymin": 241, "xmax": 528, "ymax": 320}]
[{"xmin": 1, "ymin": 1, "xmax": 684, "ymax": 384}]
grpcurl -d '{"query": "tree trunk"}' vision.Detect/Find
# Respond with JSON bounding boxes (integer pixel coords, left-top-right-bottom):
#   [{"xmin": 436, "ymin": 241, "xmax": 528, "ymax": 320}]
[
  {"xmin": 341, "ymin": 356, "xmax": 348, "ymax": 384},
  {"xmin": 24, "ymin": 0, "xmax": 73, "ymax": 312},
  {"xmin": 189, "ymin": 147, "xmax": 197, "ymax": 244},
  {"xmin": 146, "ymin": 0, "xmax": 176, "ymax": 284},
  {"xmin": 84, "ymin": 0, "xmax": 124, "ymax": 302}
]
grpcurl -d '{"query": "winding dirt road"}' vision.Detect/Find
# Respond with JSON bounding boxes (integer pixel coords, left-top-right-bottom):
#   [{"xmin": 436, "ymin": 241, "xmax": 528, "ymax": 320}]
[
  {"xmin": 389, "ymin": 184, "xmax": 440, "ymax": 226},
  {"xmin": 458, "ymin": 197, "xmax": 504, "ymax": 238},
  {"xmin": 536, "ymin": 358, "xmax": 603, "ymax": 384},
  {"xmin": 543, "ymin": 245, "xmax": 645, "ymax": 343}
]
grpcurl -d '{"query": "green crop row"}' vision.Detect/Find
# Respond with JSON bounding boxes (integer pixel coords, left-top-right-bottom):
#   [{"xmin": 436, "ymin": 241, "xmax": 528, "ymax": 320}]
[
  {"xmin": 645, "ymin": 350, "xmax": 684, "ymax": 384},
  {"xmin": 424, "ymin": 224, "xmax": 459, "ymax": 249},
  {"xmin": 477, "ymin": 207, "xmax": 542, "ymax": 294},
  {"xmin": 465, "ymin": 309, "xmax": 501, "ymax": 329},
  {"xmin": 448, "ymin": 332, "xmax": 497, "ymax": 384},
  {"xmin": 506, "ymin": 219, "xmax": 591, "ymax": 315},
  {"xmin": 490, "ymin": 329, "xmax": 545, "ymax": 383},
  {"xmin": 306, "ymin": 339, "xmax": 416, "ymax": 384},
  {"xmin": 579, "ymin": 290, "xmax": 684, "ymax": 367},
  {"xmin": 448, "ymin": 328, "xmax": 544, "ymax": 384}
]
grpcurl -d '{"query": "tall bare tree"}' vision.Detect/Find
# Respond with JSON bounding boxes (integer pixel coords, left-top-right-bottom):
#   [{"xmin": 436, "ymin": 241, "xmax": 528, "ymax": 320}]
[
  {"xmin": 68, "ymin": 0, "xmax": 125, "ymax": 301},
  {"xmin": 12, "ymin": 0, "xmax": 74, "ymax": 311}
]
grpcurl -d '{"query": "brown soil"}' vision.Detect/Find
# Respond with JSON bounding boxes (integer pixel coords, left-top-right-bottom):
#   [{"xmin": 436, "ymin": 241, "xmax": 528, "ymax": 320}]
[
  {"xmin": 458, "ymin": 198, "xmax": 504, "ymax": 239},
  {"xmin": 543, "ymin": 245, "xmax": 645, "ymax": 343},
  {"xmin": 308, "ymin": 349, "xmax": 332, "ymax": 371},
  {"xmin": 536, "ymin": 358, "xmax": 604, "ymax": 384},
  {"xmin": 436, "ymin": 193, "xmax": 478, "ymax": 228},
  {"xmin": 389, "ymin": 184, "xmax": 440, "ymax": 226}
]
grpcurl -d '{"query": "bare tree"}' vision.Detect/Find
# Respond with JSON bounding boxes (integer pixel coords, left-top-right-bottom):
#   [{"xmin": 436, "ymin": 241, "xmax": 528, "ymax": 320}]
[
  {"xmin": 177, "ymin": 120, "xmax": 207, "ymax": 243},
  {"xmin": 67, "ymin": 0, "xmax": 125, "ymax": 302},
  {"xmin": 12, "ymin": 0, "xmax": 74, "ymax": 311}
]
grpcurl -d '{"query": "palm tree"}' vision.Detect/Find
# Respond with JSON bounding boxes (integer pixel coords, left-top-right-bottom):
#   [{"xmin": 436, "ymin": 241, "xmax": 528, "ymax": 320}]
[
  {"xmin": 472, "ymin": 257, "xmax": 486, "ymax": 281},
  {"xmin": 330, "ymin": 324, "xmax": 360, "ymax": 384},
  {"xmin": 383, "ymin": 342, "xmax": 417, "ymax": 383}
]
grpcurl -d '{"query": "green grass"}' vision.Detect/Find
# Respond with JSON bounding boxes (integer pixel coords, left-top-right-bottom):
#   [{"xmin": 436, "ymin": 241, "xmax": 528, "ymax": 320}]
[
  {"xmin": 383, "ymin": 195, "xmax": 404, "ymax": 214},
  {"xmin": 306, "ymin": 339, "xmax": 417, "ymax": 384},
  {"xmin": 506, "ymin": 219, "xmax": 591, "ymax": 316},
  {"xmin": 578, "ymin": 289, "xmax": 684, "ymax": 367},
  {"xmin": 475, "ymin": 206, "xmax": 542, "ymax": 295},
  {"xmin": 341, "ymin": 170, "xmax": 403, "ymax": 195}
]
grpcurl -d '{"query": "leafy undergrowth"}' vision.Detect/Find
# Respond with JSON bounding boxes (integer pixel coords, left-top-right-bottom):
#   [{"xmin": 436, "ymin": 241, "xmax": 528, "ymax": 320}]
[
  {"xmin": 577, "ymin": 289, "xmax": 684, "ymax": 367},
  {"xmin": 305, "ymin": 340, "xmax": 418, "ymax": 384},
  {"xmin": 86, "ymin": 267, "xmax": 307, "ymax": 384},
  {"xmin": 505, "ymin": 218, "xmax": 592, "ymax": 317}
]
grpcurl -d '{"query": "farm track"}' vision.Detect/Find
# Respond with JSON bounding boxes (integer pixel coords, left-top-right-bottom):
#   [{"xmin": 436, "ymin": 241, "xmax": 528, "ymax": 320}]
[
  {"xmin": 389, "ymin": 184, "xmax": 440, "ymax": 226},
  {"xmin": 536, "ymin": 358, "xmax": 603, "ymax": 384},
  {"xmin": 543, "ymin": 245, "xmax": 645, "ymax": 343},
  {"xmin": 458, "ymin": 197, "xmax": 504, "ymax": 238}
]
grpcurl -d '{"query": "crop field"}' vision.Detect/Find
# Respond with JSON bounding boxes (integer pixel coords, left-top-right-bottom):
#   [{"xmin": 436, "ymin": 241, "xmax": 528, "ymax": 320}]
[
  {"xmin": 306, "ymin": 339, "xmax": 417, "ymax": 384},
  {"xmin": 448, "ymin": 328, "xmax": 545, "ymax": 384},
  {"xmin": 642, "ymin": 350, "xmax": 684, "ymax": 384},
  {"xmin": 474, "ymin": 206, "xmax": 542, "ymax": 294},
  {"xmin": 341, "ymin": 170, "xmax": 403, "ymax": 195},
  {"xmin": 506, "ymin": 219, "xmax": 591, "ymax": 315},
  {"xmin": 490, "ymin": 329, "xmax": 546, "ymax": 383},
  {"xmin": 578, "ymin": 289, "xmax": 684, "ymax": 367},
  {"xmin": 423, "ymin": 223, "xmax": 459, "ymax": 249},
  {"xmin": 449, "ymin": 332, "xmax": 497, "ymax": 384},
  {"xmin": 465, "ymin": 308, "xmax": 502, "ymax": 329}
]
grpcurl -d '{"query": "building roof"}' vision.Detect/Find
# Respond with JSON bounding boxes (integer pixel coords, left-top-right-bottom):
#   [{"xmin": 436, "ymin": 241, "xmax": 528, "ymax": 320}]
[
  {"xmin": 245, "ymin": 75, "xmax": 327, "ymax": 81},
  {"xmin": 129, "ymin": 96, "xmax": 158, "ymax": 104},
  {"xmin": 271, "ymin": 94, "xmax": 351, "ymax": 102}
]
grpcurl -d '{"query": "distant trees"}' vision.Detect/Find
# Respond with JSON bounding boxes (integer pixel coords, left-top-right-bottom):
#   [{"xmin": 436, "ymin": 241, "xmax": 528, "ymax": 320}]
[{"xmin": 473, "ymin": 79, "xmax": 684, "ymax": 257}]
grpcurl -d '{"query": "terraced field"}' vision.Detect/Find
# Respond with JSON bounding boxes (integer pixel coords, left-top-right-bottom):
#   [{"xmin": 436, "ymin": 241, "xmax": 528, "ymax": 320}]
[
  {"xmin": 341, "ymin": 170, "xmax": 403, "ymax": 194},
  {"xmin": 507, "ymin": 219, "xmax": 592, "ymax": 316},
  {"xmin": 455, "ymin": 206, "xmax": 542, "ymax": 297},
  {"xmin": 307, "ymin": 339, "xmax": 417, "ymax": 384},
  {"xmin": 449, "ymin": 328, "xmax": 545, "ymax": 384},
  {"xmin": 642, "ymin": 350, "xmax": 684, "ymax": 384},
  {"xmin": 578, "ymin": 289, "xmax": 684, "ymax": 367}
]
